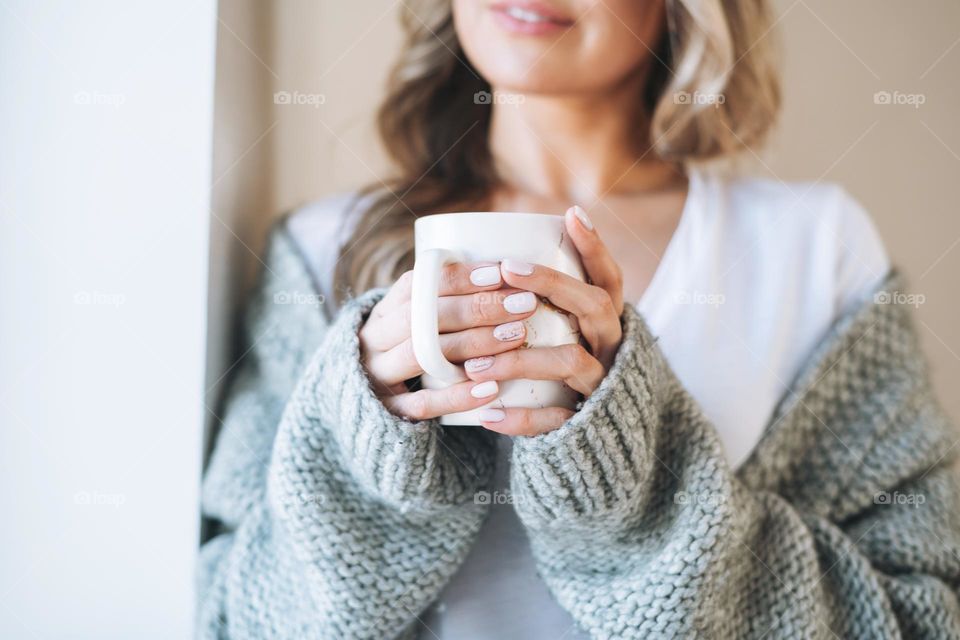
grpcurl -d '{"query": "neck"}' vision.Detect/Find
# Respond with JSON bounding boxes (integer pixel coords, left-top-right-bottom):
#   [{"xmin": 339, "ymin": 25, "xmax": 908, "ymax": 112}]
[{"xmin": 487, "ymin": 74, "xmax": 680, "ymax": 204}]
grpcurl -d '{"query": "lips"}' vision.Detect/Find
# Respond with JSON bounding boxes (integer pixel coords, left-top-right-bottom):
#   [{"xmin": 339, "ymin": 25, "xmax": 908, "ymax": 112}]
[{"xmin": 490, "ymin": 1, "xmax": 576, "ymax": 35}]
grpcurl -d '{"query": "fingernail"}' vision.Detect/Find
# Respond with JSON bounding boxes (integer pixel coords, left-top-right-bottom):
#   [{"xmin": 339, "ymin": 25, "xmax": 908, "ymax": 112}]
[
  {"xmin": 493, "ymin": 320, "xmax": 525, "ymax": 341},
  {"xmin": 503, "ymin": 291, "xmax": 537, "ymax": 314},
  {"xmin": 470, "ymin": 265, "xmax": 501, "ymax": 287},
  {"xmin": 465, "ymin": 356, "xmax": 495, "ymax": 372},
  {"xmin": 567, "ymin": 205, "xmax": 594, "ymax": 231},
  {"xmin": 478, "ymin": 408, "xmax": 505, "ymax": 422},
  {"xmin": 501, "ymin": 259, "xmax": 534, "ymax": 276},
  {"xmin": 470, "ymin": 380, "xmax": 499, "ymax": 398}
]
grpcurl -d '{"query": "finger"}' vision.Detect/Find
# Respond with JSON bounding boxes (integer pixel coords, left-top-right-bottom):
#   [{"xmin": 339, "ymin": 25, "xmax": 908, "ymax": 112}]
[
  {"xmin": 381, "ymin": 263, "xmax": 504, "ymax": 313},
  {"xmin": 463, "ymin": 344, "xmax": 604, "ymax": 396},
  {"xmin": 364, "ymin": 320, "xmax": 528, "ymax": 386},
  {"xmin": 439, "ymin": 262, "xmax": 504, "ymax": 296},
  {"xmin": 381, "ymin": 379, "xmax": 501, "ymax": 421},
  {"xmin": 565, "ymin": 206, "xmax": 624, "ymax": 314},
  {"xmin": 499, "ymin": 260, "xmax": 620, "ymax": 361},
  {"xmin": 364, "ymin": 287, "xmax": 537, "ymax": 352},
  {"xmin": 439, "ymin": 288, "xmax": 539, "ymax": 332},
  {"xmin": 363, "ymin": 270, "xmax": 415, "ymax": 335},
  {"xmin": 367, "ymin": 262, "xmax": 505, "ymax": 330},
  {"xmin": 440, "ymin": 320, "xmax": 527, "ymax": 362},
  {"xmin": 477, "ymin": 406, "xmax": 574, "ymax": 436}
]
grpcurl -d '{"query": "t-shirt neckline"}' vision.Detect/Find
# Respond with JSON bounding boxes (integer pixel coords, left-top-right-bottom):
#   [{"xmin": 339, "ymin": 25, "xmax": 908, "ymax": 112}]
[{"xmin": 637, "ymin": 167, "xmax": 704, "ymax": 312}]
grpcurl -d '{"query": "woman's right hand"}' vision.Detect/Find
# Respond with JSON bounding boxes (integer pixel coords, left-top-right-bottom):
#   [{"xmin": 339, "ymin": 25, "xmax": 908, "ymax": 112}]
[{"xmin": 359, "ymin": 263, "xmax": 538, "ymax": 421}]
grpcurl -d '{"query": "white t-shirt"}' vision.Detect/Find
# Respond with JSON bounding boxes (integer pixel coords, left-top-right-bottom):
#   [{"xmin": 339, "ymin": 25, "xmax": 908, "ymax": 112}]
[{"xmin": 418, "ymin": 170, "xmax": 890, "ymax": 639}]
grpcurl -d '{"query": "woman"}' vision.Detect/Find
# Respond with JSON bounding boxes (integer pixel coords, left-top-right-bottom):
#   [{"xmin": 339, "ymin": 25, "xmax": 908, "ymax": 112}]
[{"xmin": 197, "ymin": 0, "xmax": 960, "ymax": 638}]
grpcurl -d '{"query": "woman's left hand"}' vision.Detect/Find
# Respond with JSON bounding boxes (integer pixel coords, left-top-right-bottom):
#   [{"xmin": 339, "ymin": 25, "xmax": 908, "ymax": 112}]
[{"xmin": 465, "ymin": 205, "xmax": 624, "ymax": 436}]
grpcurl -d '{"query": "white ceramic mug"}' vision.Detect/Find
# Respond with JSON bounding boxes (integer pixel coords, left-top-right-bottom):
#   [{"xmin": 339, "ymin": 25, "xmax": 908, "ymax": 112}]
[{"xmin": 411, "ymin": 212, "xmax": 585, "ymax": 425}]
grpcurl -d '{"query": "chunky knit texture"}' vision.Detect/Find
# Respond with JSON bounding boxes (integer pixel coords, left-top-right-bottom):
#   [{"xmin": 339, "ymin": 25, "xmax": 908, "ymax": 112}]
[{"xmin": 197, "ymin": 223, "xmax": 960, "ymax": 639}]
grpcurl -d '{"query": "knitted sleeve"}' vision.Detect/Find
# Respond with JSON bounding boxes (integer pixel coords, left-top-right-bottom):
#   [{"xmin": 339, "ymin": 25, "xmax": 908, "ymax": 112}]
[
  {"xmin": 196, "ymin": 226, "xmax": 494, "ymax": 640},
  {"xmin": 511, "ymin": 276, "xmax": 960, "ymax": 639}
]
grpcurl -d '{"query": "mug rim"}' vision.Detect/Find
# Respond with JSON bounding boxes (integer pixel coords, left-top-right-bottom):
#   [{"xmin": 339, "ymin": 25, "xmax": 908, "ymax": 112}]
[{"xmin": 415, "ymin": 211, "xmax": 561, "ymax": 228}]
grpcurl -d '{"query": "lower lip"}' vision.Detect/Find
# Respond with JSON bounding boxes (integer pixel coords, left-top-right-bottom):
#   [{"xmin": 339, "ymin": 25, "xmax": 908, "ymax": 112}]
[{"xmin": 492, "ymin": 8, "xmax": 573, "ymax": 35}]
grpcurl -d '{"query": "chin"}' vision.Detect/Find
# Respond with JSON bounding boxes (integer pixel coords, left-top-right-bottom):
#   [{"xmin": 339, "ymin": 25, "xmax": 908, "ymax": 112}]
[
  {"xmin": 454, "ymin": 0, "xmax": 663, "ymax": 97},
  {"xmin": 473, "ymin": 53, "xmax": 591, "ymax": 95}
]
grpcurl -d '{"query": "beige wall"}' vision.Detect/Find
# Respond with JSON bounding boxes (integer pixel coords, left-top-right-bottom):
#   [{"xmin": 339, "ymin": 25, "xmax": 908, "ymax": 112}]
[{"xmin": 212, "ymin": 0, "xmax": 959, "ymax": 419}]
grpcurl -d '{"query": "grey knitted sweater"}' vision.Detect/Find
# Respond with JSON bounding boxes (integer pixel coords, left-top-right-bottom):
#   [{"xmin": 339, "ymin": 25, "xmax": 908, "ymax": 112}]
[{"xmin": 197, "ymin": 224, "xmax": 960, "ymax": 639}]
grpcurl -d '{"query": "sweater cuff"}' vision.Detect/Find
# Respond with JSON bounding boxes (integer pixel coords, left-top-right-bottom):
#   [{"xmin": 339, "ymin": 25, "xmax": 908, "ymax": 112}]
[
  {"xmin": 303, "ymin": 289, "xmax": 495, "ymax": 512},
  {"xmin": 510, "ymin": 305, "xmax": 668, "ymax": 529}
]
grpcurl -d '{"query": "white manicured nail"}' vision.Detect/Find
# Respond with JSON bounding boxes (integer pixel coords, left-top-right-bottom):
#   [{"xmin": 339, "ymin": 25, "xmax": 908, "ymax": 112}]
[
  {"xmin": 465, "ymin": 356, "xmax": 495, "ymax": 372},
  {"xmin": 568, "ymin": 205, "xmax": 594, "ymax": 231},
  {"xmin": 470, "ymin": 380, "xmax": 499, "ymax": 398},
  {"xmin": 503, "ymin": 291, "xmax": 537, "ymax": 314},
  {"xmin": 470, "ymin": 265, "xmax": 501, "ymax": 287},
  {"xmin": 493, "ymin": 320, "xmax": 525, "ymax": 341},
  {"xmin": 501, "ymin": 259, "xmax": 534, "ymax": 276},
  {"xmin": 478, "ymin": 408, "xmax": 506, "ymax": 422}
]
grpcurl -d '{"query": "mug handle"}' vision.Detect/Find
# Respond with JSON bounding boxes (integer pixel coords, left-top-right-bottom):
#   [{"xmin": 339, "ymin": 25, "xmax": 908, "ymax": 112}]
[{"xmin": 411, "ymin": 248, "xmax": 467, "ymax": 384}]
